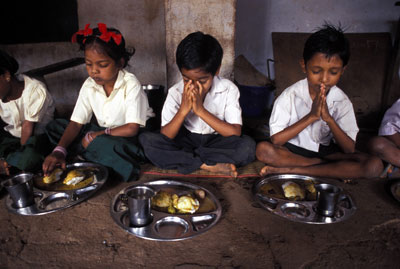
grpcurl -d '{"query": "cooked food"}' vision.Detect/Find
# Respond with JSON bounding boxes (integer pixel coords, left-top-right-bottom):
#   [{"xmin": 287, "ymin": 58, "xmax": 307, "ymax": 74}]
[
  {"xmin": 151, "ymin": 191, "xmax": 173, "ymax": 208},
  {"xmin": 305, "ymin": 180, "xmax": 316, "ymax": 194},
  {"xmin": 172, "ymin": 194, "xmax": 199, "ymax": 214},
  {"xmin": 63, "ymin": 169, "xmax": 86, "ymax": 186},
  {"xmin": 43, "ymin": 168, "xmax": 63, "ymax": 184},
  {"xmin": 282, "ymin": 181, "xmax": 305, "ymax": 200},
  {"xmin": 195, "ymin": 189, "xmax": 206, "ymax": 200}
]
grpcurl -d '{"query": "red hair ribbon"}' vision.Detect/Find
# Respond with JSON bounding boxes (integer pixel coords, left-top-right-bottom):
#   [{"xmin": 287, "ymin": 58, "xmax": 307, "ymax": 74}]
[
  {"xmin": 98, "ymin": 23, "xmax": 122, "ymax": 45},
  {"xmin": 71, "ymin": 24, "xmax": 93, "ymax": 43}
]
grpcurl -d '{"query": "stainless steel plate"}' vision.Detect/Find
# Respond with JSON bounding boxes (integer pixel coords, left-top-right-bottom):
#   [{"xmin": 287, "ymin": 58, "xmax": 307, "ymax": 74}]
[
  {"xmin": 253, "ymin": 174, "xmax": 357, "ymax": 224},
  {"xmin": 4, "ymin": 162, "xmax": 108, "ymax": 216},
  {"xmin": 110, "ymin": 179, "xmax": 222, "ymax": 241}
]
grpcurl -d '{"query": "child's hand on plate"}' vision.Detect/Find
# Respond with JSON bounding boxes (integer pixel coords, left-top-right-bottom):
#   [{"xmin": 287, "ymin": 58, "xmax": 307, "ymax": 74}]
[{"xmin": 43, "ymin": 152, "xmax": 66, "ymax": 176}]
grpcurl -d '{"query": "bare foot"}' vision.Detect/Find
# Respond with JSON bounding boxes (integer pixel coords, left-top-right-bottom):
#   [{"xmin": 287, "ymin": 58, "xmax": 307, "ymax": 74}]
[
  {"xmin": 201, "ymin": 163, "xmax": 238, "ymax": 177},
  {"xmin": 259, "ymin": 165, "xmax": 279, "ymax": 176},
  {"xmin": 0, "ymin": 159, "xmax": 10, "ymax": 176}
]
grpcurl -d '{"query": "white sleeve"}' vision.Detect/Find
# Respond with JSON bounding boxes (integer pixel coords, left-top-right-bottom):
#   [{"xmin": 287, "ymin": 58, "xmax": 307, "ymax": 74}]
[
  {"xmin": 379, "ymin": 99, "xmax": 400, "ymax": 136},
  {"xmin": 70, "ymin": 84, "xmax": 93, "ymax": 125},
  {"xmin": 269, "ymin": 92, "xmax": 292, "ymax": 136},
  {"xmin": 224, "ymin": 84, "xmax": 242, "ymax": 125}
]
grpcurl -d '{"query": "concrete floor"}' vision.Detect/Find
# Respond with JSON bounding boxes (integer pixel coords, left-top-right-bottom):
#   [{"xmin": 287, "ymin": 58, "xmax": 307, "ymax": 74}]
[{"xmin": 1, "ymin": 171, "xmax": 399, "ymax": 268}]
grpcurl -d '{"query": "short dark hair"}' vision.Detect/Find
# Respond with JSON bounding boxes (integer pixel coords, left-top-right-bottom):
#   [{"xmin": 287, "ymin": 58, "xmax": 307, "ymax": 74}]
[
  {"xmin": 73, "ymin": 24, "xmax": 134, "ymax": 68},
  {"xmin": 0, "ymin": 49, "xmax": 19, "ymax": 76},
  {"xmin": 176, "ymin": 31, "xmax": 223, "ymax": 75},
  {"xmin": 303, "ymin": 23, "xmax": 350, "ymax": 66}
]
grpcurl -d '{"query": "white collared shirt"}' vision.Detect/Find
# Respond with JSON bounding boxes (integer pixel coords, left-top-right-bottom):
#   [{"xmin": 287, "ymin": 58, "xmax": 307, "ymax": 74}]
[
  {"xmin": 162, "ymin": 76, "xmax": 242, "ymax": 134},
  {"xmin": 269, "ymin": 78, "xmax": 359, "ymax": 152},
  {"xmin": 0, "ymin": 75, "xmax": 55, "ymax": 138},
  {"xmin": 379, "ymin": 98, "xmax": 400, "ymax": 136},
  {"xmin": 70, "ymin": 69, "xmax": 154, "ymax": 128}
]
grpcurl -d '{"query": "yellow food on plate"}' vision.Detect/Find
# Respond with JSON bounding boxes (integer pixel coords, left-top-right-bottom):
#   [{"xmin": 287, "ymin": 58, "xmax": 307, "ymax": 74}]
[
  {"xmin": 151, "ymin": 191, "xmax": 173, "ymax": 208},
  {"xmin": 43, "ymin": 168, "xmax": 63, "ymax": 184},
  {"xmin": 282, "ymin": 181, "xmax": 305, "ymax": 200},
  {"xmin": 305, "ymin": 180, "xmax": 316, "ymax": 194},
  {"xmin": 63, "ymin": 169, "xmax": 86, "ymax": 186},
  {"xmin": 172, "ymin": 194, "xmax": 200, "ymax": 214}
]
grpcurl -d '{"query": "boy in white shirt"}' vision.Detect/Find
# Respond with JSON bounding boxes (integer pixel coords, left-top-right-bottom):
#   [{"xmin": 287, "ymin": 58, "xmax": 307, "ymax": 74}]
[
  {"xmin": 368, "ymin": 98, "xmax": 400, "ymax": 177},
  {"xmin": 139, "ymin": 32, "xmax": 255, "ymax": 177},
  {"xmin": 0, "ymin": 49, "xmax": 55, "ymax": 174},
  {"xmin": 256, "ymin": 24, "xmax": 383, "ymax": 179}
]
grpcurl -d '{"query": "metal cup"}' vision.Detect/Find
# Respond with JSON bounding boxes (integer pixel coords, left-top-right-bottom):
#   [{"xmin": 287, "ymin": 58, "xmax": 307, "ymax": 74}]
[
  {"xmin": 127, "ymin": 186, "xmax": 155, "ymax": 227},
  {"xmin": 2, "ymin": 173, "xmax": 35, "ymax": 208},
  {"xmin": 315, "ymin": 183, "xmax": 342, "ymax": 217}
]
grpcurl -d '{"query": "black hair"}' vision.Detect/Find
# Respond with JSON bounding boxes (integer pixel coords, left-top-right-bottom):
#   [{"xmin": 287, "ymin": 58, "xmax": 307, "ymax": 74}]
[
  {"xmin": 73, "ymin": 24, "xmax": 134, "ymax": 68},
  {"xmin": 0, "ymin": 49, "xmax": 19, "ymax": 76},
  {"xmin": 303, "ymin": 23, "xmax": 350, "ymax": 66},
  {"xmin": 176, "ymin": 31, "xmax": 223, "ymax": 75}
]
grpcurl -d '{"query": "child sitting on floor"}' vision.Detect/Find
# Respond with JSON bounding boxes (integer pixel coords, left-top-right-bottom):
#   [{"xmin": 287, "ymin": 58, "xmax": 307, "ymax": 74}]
[
  {"xmin": 0, "ymin": 49, "xmax": 55, "ymax": 175},
  {"xmin": 256, "ymin": 24, "xmax": 383, "ymax": 179},
  {"xmin": 42, "ymin": 23, "xmax": 154, "ymax": 181},
  {"xmin": 368, "ymin": 98, "xmax": 400, "ymax": 177},
  {"xmin": 139, "ymin": 31, "xmax": 255, "ymax": 177}
]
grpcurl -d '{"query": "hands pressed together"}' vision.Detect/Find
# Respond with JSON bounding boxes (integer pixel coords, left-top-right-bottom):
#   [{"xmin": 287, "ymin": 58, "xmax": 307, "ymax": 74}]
[
  {"xmin": 310, "ymin": 84, "xmax": 333, "ymax": 123},
  {"xmin": 180, "ymin": 80, "xmax": 207, "ymax": 116}
]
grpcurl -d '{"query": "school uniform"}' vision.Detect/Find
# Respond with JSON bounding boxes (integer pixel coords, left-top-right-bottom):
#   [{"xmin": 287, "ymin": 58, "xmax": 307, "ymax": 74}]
[
  {"xmin": 269, "ymin": 78, "xmax": 358, "ymax": 157},
  {"xmin": 139, "ymin": 76, "xmax": 256, "ymax": 174},
  {"xmin": 378, "ymin": 98, "xmax": 400, "ymax": 136},
  {"xmin": 0, "ymin": 75, "xmax": 55, "ymax": 171},
  {"xmin": 46, "ymin": 69, "xmax": 154, "ymax": 181}
]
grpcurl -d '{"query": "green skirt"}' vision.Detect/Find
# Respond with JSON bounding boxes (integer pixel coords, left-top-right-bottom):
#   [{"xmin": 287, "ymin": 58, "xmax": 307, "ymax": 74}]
[
  {"xmin": 45, "ymin": 119, "xmax": 146, "ymax": 182},
  {"xmin": 0, "ymin": 130, "xmax": 52, "ymax": 172}
]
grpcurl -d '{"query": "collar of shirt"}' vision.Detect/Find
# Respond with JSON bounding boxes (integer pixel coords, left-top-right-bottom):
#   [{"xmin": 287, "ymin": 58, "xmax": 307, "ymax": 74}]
[
  {"xmin": 86, "ymin": 69, "xmax": 126, "ymax": 97},
  {"xmin": 294, "ymin": 78, "xmax": 343, "ymax": 110}
]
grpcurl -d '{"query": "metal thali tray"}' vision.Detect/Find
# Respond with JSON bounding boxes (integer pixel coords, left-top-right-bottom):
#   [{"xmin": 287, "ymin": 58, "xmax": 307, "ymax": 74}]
[
  {"xmin": 5, "ymin": 162, "xmax": 108, "ymax": 216},
  {"xmin": 110, "ymin": 179, "xmax": 222, "ymax": 241},
  {"xmin": 253, "ymin": 174, "xmax": 357, "ymax": 224}
]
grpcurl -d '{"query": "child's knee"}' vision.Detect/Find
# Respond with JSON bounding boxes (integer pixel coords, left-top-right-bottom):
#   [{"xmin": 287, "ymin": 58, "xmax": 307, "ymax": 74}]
[
  {"xmin": 367, "ymin": 136, "xmax": 387, "ymax": 154},
  {"xmin": 256, "ymin": 141, "xmax": 274, "ymax": 161},
  {"xmin": 363, "ymin": 155, "xmax": 384, "ymax": 178}
]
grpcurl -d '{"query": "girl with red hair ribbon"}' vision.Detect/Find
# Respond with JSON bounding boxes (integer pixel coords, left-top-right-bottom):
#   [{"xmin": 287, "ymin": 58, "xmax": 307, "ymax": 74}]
[{"xmin": 43, "ymin": 23, "xmax": 154, "ymax": 182}]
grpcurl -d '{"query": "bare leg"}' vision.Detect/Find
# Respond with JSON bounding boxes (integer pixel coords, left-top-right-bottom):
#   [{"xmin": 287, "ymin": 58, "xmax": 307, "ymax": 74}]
[
  {"xmin": 260, "ymin": 152, "xmax": 383, "ymax": 179},
  {"xmin": 200, "ymin": 163, "xmax": 238, "ymax": 177},
  {"xmin": 256, "ymin": 141, "xmax": 322, "ymax": 167},
  {"xmin": 368, "ymin": 136, "xmax": 400, "ymax": 167}
]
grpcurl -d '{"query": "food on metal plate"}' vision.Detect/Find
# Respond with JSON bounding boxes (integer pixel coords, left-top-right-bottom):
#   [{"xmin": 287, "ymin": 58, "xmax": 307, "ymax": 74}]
[
  {"xmin": 43, "ymin": 168, "xmax": 63, "ymax": 184},
  {"xmin": 195, "ymin": 189, "xmax": 206, "ymax": 200},
  {"xmin": 63, "ymin": 169, "xmax": 86, "ymax": 185},
  {"xmin": 304, "ymin": 180, "xmax": 317, "ymax": 200},
  {"xmin": 151, "ymin": 190, "xmax": 200, "ymax": 214},
  {"xmin": 282, "ymin": 181, "xmax": 305, "ymax": 200},
  {"xmin": 151, "ymin": 191, "xmax": 173, "ymax": 208},
  {"xmin": 172, "ymin": 194, "xmax": 200, "ymax": 214}
]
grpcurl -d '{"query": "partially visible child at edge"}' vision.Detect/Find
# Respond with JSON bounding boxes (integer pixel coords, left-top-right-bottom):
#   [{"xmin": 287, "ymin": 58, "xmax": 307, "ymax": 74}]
[
  {"xmin": 139, "ymin": 31, "xmax": 256, "ymax": 177},
  {"xmin": 0, "ymin": 49, "xmax": 54, "ymax": 175},
  {"xmin": 42, "ymin": 23, "xmax": 154, "ymax": 181},
  {"xmin": 256, "ymin": 24, "xmax": 383, "ymax": 179},
  {"xmin": 368, "ymin": 98, "xmax": 400, "ymax": 178}
]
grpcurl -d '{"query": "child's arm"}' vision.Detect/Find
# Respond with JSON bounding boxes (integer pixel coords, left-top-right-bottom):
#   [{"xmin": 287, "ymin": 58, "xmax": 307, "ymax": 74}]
[
  {"xmin": 20, "ymin": 120, "xmax": 35, "ymax": 145},
  {"xmin": 161, "ymin": 81, "xmax": 193, "ymax": 139},
  {"xmin": 386, "ymin": 133, "xmax": 400, "ymax": 148},
  {"xmin": 191, "ymin": 81, "xmax": 241, "ymax": 137},
  {"xmin": 271, "ymin": 88, "xmax": 324, "ymax": 145},
  {"xmin": 81, "ymin": 123, "xmax": 140, "ymax": 149},
  {"xmin": 320, "ymin": 88, "xmax": 355, "ymax": 153},
  {"xmin": 42, "ymin": 121, "xmax": 83, "ymax": 175}
]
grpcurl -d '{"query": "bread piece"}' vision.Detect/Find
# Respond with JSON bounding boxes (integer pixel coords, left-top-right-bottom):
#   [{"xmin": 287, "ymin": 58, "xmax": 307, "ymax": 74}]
[
  {"xmin": 63, "ymin": 169, "xmax": 85, "ymax": 185},
  {"xmin": 43, "ymin": 168, "xmax": 63, "ymax": 184},
  {"xmin": 282, "ymin": 181, "xmax": 305, "ymax": 200}
]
